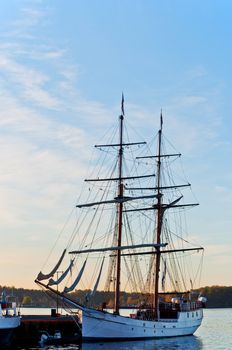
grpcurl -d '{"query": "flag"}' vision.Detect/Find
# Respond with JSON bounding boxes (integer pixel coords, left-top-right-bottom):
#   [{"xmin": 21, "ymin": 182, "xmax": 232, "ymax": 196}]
[
  {"xmin": 121, "ymin": 93, "xmax": 124, "ymax": 115},
  {"xmin": 160, "ymin": 110, "xmax": 163, "ymax": 128},
  {"xmin": 161, "ymin": 259, "xmax": 167, "ymax": 290}
]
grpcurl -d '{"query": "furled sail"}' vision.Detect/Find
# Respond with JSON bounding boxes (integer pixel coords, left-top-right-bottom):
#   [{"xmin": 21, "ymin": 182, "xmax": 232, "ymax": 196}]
[
  {"xmin": 86, "ymin": 258, "xmax": 104, "ymax": 302},
  {"xmin": 36, "ymin": 249, "xmax": 66, "ymax": 281},
  {"xmin": 161, "ymin": 259, "xmax": 167, "ymax": 291},
  {"xmin": 63, "ymin": 259, "xmax": 87, "ymax": 293},
  {"xmin": 48, "ymin": 259, "xmax": 74, "ymax": 286}
]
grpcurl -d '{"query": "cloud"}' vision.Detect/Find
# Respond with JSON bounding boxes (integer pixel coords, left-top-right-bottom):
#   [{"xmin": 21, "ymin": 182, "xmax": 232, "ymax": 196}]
[
  {"xmin": 0, "ymin": 1, "xmax": 113, "ymax": 288},
  {"xmin": 204, "ymin": 244, "xmax": 232, "ymax": 257},
  {"xmin": 0, "ymin": 54, "xmax": 61, "ymax": 109},
  {"xmin": 215, "ymin": 186, "xmax": 232, "ymax": 195},
  {"xmin": 186, "ymin": 66, "xmax": 208, "ymax": 79},
  {"xmin": 5, "ymin": 5, "xmax": 46, "ymax": 38},
  {"xmin": 177, "ymin": 95, "xmax": 207, "ymax": 107}
]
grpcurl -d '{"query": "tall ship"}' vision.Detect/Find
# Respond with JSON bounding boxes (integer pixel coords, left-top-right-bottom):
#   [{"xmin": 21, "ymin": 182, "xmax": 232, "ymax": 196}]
[
  {"xmin": 0, "ymin": 291, "xmax": 20, "ymax": 346},
  {"xmin": 36, "ymin": 97, "xmax": 205, "ymax": 340}
]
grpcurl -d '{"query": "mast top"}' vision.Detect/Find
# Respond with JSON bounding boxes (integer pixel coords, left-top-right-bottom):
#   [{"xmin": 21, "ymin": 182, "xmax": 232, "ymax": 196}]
[
  {"xmin": 160, "ymin": 109, "xmax": 163, "ymax": 131},
  {"xmin": 121, "ymin": 93, "xmax": 125, "ymax": 117}
]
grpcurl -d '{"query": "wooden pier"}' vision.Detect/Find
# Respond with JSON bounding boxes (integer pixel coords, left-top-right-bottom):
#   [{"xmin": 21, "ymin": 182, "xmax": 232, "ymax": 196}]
[{"xmin": 13, "ymin": 311, "xmax": 81, "ymax": 346}]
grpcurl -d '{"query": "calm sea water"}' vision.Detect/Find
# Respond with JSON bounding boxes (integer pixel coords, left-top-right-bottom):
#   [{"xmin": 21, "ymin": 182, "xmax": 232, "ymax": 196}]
[{"xmin": 14, "ymin": 308, "xmax": 232, "ymax": 350}]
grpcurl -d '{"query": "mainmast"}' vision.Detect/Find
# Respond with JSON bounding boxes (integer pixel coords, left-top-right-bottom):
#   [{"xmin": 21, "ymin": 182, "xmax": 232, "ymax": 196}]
[
  {"xmin": 128, "ymin": 112, "xmax": 200, "ymax": 316},
  {"xmin": 114, "ymin": 95, "xmax": 124, "ymax": 314},
  {"xmin": 154, "ymin": 112, "xmax": 163, "ymax": 319}
]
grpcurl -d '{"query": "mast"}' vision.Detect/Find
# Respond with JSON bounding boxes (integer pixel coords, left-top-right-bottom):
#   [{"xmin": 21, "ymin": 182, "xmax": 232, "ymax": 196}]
[
  {"xmin": 71, "ymin": 95, "xmax": 153, "ymax": 310},
  {"xmin": 114, "ymin": 94, "xmax": 124, "ymax": 314},
  {"xmin": 127, "ymin": 112, "xmax": 200, "ymax": 314},
  {"xmin": 154, "ymin": 112, "xmax": 163, "ymax": 319}
]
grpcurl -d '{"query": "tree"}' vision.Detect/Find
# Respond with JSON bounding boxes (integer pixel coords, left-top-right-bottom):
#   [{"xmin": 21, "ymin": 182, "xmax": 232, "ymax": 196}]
[{"xmin": 22, "ymin": 296, "xmax": 32, "ymax": 305}]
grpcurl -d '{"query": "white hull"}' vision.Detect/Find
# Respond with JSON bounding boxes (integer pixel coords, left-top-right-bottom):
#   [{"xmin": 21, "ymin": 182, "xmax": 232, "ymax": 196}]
[
  {"xmin": 82, "ymin": 308, "xmax": 203, "ymax": 340},
  {"xmin": 0, "ymin": 315, "xmax": 20, "ymax": 346},
  {"xmin": 0, "ymin": 315, "xmax": 20, "ymax": 329}
]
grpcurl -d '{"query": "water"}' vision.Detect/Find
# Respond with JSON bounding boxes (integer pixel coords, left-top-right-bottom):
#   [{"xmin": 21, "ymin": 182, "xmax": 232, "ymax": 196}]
[{"xmin": 14, "ymin": 308, "xmax": 232, "ymax": 350}]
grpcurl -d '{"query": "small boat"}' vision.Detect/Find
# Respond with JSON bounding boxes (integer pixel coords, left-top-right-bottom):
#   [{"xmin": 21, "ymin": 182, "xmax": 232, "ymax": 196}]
[
  {"xmin": 0, "ymin": 291, "xmax": 21, "ymax": 346},
  {"xmin": 39, "ymin": 329, "xmax": 82, "ymax": 346},
  {"xmin": 39, "ymin": 330, "xmax": 62, "ymax": 345},
  {"xmin": 36, "ymin": 96, "xmax": 206, "ymax": 340}
]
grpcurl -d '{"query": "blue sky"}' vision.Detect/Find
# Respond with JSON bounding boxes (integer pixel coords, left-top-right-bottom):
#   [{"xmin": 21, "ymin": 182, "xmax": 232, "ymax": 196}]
[{"xmin": 0, "ymin": 0, "xmax": 231, "ymax": 288}]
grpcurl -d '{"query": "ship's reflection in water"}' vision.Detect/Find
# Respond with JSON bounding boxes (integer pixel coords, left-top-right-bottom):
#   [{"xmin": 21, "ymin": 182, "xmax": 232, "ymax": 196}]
[{"xmin": 81, "ymin": 335, "xmax": 203, "ymax": 350}]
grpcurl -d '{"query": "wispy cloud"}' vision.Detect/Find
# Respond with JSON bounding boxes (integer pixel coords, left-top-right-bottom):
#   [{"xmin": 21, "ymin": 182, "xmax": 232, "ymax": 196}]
[
  {"xmin": 0, "ymin": 54, "xmax": 61, "ymax": 109},
  {"xmin": 205, "ymin": 244, "xmax": 232, "ymax": 257},
  {"xmin": 0, "ymin": 1, "xmax": 116, "ymax": 287},
  {"xmin": 186, "ymin": 66, "xmax": 208, "ymax": 79},
  {"xmin": 214, "ymin": 186, "xmax": 232, "ymax": 205},
  {"xmin": 4, "ymin": 4, "xmax": 45, "ymax": 38}
]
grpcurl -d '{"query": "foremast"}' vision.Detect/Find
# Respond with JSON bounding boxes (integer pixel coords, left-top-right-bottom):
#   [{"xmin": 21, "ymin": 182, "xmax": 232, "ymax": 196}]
[
  {"xmin": 73, "ymin": 95, "xmax": 152, "ymax": 314},
  {"xmin": 115, "ymin": 101, "xmax": 124, "ymax": 314}
]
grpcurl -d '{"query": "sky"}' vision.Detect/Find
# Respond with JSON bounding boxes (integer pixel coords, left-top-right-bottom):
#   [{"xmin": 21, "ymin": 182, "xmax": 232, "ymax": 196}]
[{"xmin": 0, "ymin": 0, "xmax": 231, "ymax": 289}]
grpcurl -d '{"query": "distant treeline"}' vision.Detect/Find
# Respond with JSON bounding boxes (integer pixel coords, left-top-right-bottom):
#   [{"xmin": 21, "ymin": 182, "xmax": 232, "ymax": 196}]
[
  {"xmin": 0, "ymin": 285, "xmax": 232, "ymax": 309},
  {"xmin": 197, "ymin": 286, "xmax": 232, "ymax": 308}
]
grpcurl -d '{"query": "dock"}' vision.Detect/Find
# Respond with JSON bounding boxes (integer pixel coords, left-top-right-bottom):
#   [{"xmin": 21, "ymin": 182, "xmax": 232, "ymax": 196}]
[{"xmin": 13, "ymin": 311, "xmax": 81, "ymax": 346}]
